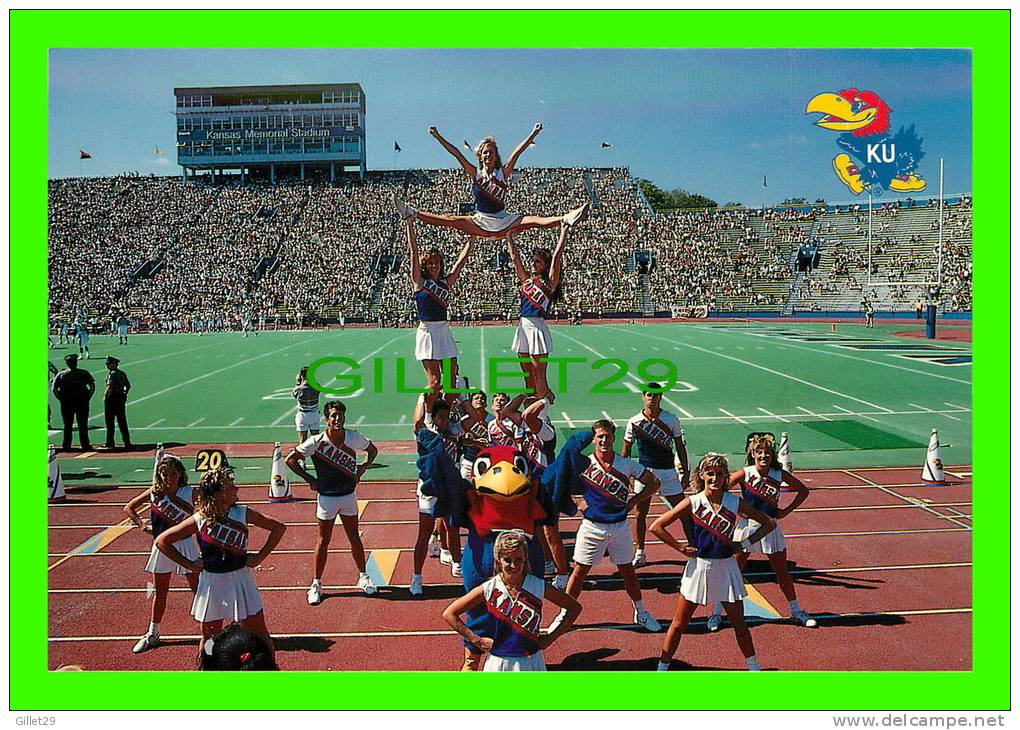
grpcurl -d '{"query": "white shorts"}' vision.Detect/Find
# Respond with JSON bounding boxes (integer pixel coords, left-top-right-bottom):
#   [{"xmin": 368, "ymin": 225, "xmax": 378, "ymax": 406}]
[
  {"xmin": 679, "ymin": 556, "xmax": 747, "ymax": 606},
  {"xmin": 634, "ymin": 466, "xmax": 684, "ymax": 501},
  {"xmin": 483, "ymin": 651, "xmax": 546, "ymax": 672},
  {"xmin": 191, "ymin": 567, "xmax": 264, "ymax": 623},
  {"xmin": 416, "ymin": 480, "xmax": 437, "ymax": 517},
  {"xmin": 512, "ymin": 317, "xmax": 553, "ymax": 356},
  {"xmin": 316, "ymin": 492, "xmax": 359, "ymax": 521},
  {"xmin": 734, "ymin": 518, "xmax": 787, "ymax": 555},
  {"xmin": 472, "ymin": 210, "xmax": 522, "ymax": 235},
  {"xmin": 295, "ymin": 409, "xmax": 321, "ymax": 432},
  {"xmin": 144, "ymin": 537, "xmax": 199, "ymax": 575},
  {"xmin": 415, "ymin": 320, "xmax": 458, "ymax": 361},
  {"xmin": 572, "ymin": 518, "xmax": 634, "ymax": 568}
]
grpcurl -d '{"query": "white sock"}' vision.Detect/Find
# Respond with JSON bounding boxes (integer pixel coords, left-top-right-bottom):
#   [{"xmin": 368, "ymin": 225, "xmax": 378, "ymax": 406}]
[
  {"xmin": 635, "ymin": 548, "xmax": 645, "ymax": 556},
  {"xmin": 656, "ymin": 660, "xmax": 670, "ymax": 672},
  {"xmin": 148, "ymin": 622, "xmax": 160, "ymax": 637},
  {"xmin": 359, "ymin": 572, "xmax": 369, "ymax": 580},
  {"xmin": 311, "ymin": 578, "xmax": 321, "ymax": 588},
  {"xmin": 633, "ymin": 599, "xmax": 646, "ymax": 613},
  {"xmin": 789, "ymin": 599, "xmax": 802, "ymax": 612},
  {"xmin": 746, "ymin": 655, "xmax": 761, "ymax": 671}
]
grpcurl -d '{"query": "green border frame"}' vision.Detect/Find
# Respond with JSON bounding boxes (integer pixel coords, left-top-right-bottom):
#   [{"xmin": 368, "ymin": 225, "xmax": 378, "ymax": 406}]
[{"xmin": 14, "ymin": 9, "xmax": 1008, "ymax": 710}]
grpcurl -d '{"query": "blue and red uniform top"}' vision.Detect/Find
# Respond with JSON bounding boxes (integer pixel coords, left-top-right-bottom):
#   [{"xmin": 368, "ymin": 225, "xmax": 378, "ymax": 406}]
[
  {"xmin": 624, "ymin": 411, "xmax": 683, "ymax": 469},
  {"xmin": 578, "ymin": 453, "xmax": 646, "ymax": 524},
  {"xmin": 472, "ymin": 168, "xmax": 510, "ymax": 215},
  {"xmin": 149, "ymin": 486, "xmax": 195, "ymax": 540},
  {"xmin": 688, "ymin": 491, "xmax": 740, "ymax": 560},
  {"xmin": 413, "ymin": 277, "xmax": 451, "ymax": 322},
  {"xmin": 296, "ymin": 430, "xmax": 372, "ymax": 497},
  {"xmin": 195, "ymin": 504, "xmax": 249, "ymax": 574},
  {"xmin": 740, "ymin": 465, "xmax": 783, "ymax": 519},
  {"xmin": 483, "ymin": 573, "xmax": 545, "ymax": 657},
  {"xmin": 519, "ymin": 277, "xmax": 553, "ymax": 319},
  {"xmin": 460, "ymin": 413, "xmax": 494, "ymax": 462}
]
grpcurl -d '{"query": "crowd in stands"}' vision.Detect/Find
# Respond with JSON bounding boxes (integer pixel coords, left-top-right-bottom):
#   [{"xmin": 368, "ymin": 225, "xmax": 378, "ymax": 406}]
[{"xmin": 48, "ymin": 169, "xmax": 973, "ymax": 330}]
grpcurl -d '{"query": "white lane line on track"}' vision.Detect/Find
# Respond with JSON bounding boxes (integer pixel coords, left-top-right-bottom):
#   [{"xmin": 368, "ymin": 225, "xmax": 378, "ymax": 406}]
[{"xmin": 845, "ymin": 469, "xmax": 972, "ymax": 531}]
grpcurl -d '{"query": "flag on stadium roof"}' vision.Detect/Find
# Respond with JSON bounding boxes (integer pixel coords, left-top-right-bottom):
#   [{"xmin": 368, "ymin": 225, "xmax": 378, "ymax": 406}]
[
  {"xmin": 601, "ymin": 142, "xmax": 612, "ymax": 148},
  {"xmin": 394, "ymin": 141, "xmax": 401, "ymax": 152},
  {"xmin": 155, "ymin": 147, "xmax": 164, "ymax": 157},
  {"xmin": 763, "ymin": 175, "xmax": 767, "ymax": 188},
  {"xmin": 79, "ymin": 150, "xmax": 92, "ymax": 159}
]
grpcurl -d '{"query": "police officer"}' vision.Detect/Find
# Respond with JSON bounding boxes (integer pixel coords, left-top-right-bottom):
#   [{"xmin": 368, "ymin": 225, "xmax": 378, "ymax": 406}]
[
  {"xmin": 103, "ymin": 356, "xmax": 132, "ymax": 450},
  {"xmin": 52, "ymin": 354, "xmax": 95, "ymax": 451}
]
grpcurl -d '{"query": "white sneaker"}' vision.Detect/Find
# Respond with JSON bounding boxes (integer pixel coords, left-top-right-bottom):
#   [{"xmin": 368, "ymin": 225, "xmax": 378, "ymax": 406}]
[
  {"xmin": 439, "ymin": 549, "xmax": 454, "ymax": 566},
  {"xmin": 427, "ymin": 534, "xmax": 441, "ymax": 558},
  {"xmin": 551, "ymin": 575, "xmax": 568, "ymax": 591},
  {"xmin": 409, "ymin": 575, "xmax": 423, "ymax": 596},
  {"xmin": 544, "ymin": 560, "xmax": 556, "ymax": 576},
  {"xmin": 791, "ymin": 608, "xmax": 818, "ymax": 628},
  {"xmin": 307, "ymin": 582, "xmax": 322, "ymax": 605},
  {"xmin": 563, "ymin": 201, "xmax": 591, "ymax": 227},
  {"xmin": 634, "ymin": 608, "xmax": 662, "ymax": 632},
  {"xmin": 546, "ymin": 608, "xmax": 568, "ymax": 634},
  {"xmin": 393, "ymin": 192, "xmax": 416, "ymax": 221},
  {"xmin": 132, "ymin": 633, "xmax": 160, "ymax": 654},
  {"xmin": 632, "ymin": 550, "xmax": 648, "ymax": 567},
  {"xmin": 451, "ymin": 562, "xmax": 462, "ymax": 578},
  {"xmin": 357, "ymin": 574, "xmax": 378, "ymax": 595},
  {"xmin": 706, "ymin": 612, "xmax": 722, "ymax": 632}
]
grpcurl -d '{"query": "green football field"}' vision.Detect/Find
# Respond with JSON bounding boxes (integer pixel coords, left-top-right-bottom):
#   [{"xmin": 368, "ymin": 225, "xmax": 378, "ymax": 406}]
[{"xmin": 49, "ymin": 320, "xmax": 971, "ymax": 483}]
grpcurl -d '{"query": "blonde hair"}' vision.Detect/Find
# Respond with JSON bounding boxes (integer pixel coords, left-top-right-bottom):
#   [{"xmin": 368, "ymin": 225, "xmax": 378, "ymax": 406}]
[
  {"xmin": 746, "ymin": 434, "xmax": 780, "ymax": 469},
  {"xmin": 474, "ymin": 136, "xmax": 502, "ymax": 170},
  {"xmin": 493, "ymin": 530, "xmax": 529, "ymax": 579},
  {"xmin": 691, "ymin": 452, "xmax": 730, "ymax": 493},
  {"xmin": 195, "ymin": 467, "xmax": 235, "ymax": 524},
  {"xmin": 152, "ymin": 455, "xmax": 188, "ymax": 499}
]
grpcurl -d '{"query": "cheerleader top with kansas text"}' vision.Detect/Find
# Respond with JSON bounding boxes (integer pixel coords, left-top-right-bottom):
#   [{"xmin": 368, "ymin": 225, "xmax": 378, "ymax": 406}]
[
  {"xmin": 579, "ymin": 453, "xmax": 646, "ymax": 524},
  {"xmin": 519, "ymin": 277, "xmax": 553, "ymax": 319},
  {"xmin": 688, "ymin": 491, "xmax": 740, "ymax": 560},
  {"xmin": 296, "ymin": 430, "xmax": 372, "ymax": 497},
  {"xmin": 488, "ymin": 417, "xmax": 522, "ymax": 448},
  {"xmin": 150, "ymin": 486, "xmax": 195, "ymax": 540},
  {"xmin": 195, "ymin": 504, "xmax": 249, "ymax": 574},
  {"xmin": 740, "ymin": 465, "xmax": 783, "ymax": 518},
  {"xmin": 624, "ymin": 411, "xmax": 684, "ymax": 470},
  {"xmin": 484, "ymin": 573, "xmax": 545, "ymax": 657},
  {"xmin": 472, "ymin": 167, "xmax": 510, "ymax": 215},
  {"xmin": 519, "ymin": 420, "xmax": 554, "ymax": 479},
  {"xmin": 413, "ymin": 277, "xmax": 451, "ymax": 322},
  {"xmin": 460, "ymin": 413, "xmax": 494, "ymax": 461}
]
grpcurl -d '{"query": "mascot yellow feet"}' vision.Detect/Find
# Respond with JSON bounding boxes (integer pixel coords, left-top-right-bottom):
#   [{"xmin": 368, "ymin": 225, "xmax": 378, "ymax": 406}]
[
  {"xmin": 890, "ymin": 173, "xmax": 926, "ymax": 192},
  {"xmin": 833, "ymin": 154, "xmax": 865, "ymax": 195}
]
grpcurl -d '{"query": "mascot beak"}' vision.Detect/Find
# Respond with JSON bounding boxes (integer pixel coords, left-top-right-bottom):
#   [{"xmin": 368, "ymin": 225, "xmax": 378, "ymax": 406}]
[
  {"xmin": 474, "ymin": 459, "xmax": 532, "ymax": 502},
  {"xmin": 806, "ymin": 92, "xmax": 877, "ymax": 131}
]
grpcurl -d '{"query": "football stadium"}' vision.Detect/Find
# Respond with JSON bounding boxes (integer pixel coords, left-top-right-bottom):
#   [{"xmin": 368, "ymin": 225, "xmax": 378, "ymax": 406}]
[{"xmin": 47, "ymin": 68, "xmax": 972, "ymax": 676}]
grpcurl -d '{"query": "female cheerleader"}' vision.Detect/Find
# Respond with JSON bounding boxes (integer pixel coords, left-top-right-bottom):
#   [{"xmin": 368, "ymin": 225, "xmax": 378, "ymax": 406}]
[
  {"xmin": 406, "ymin": 219, "xmax": 475, "ymax": 393},
  {"xmin": 706, "ymin": 434, "xmax": 816, "ymax": 631},
  {"xmin": 651, "ymin": 453, "xmax": 775, "ymax": 671},
  {"xmin": 443, "ymin": 529, "xmax": 581, "ymax": 671},
  {"xmin": 507, "ymin": 223, "xmax": 569, "ymax": 399},
  {"xmin": 155, "ymin": 467, "xmax": 286, "ymax": 659},
  {"xmin": 124, "ymin": 454, "xmax": 198, "ymax": 654},
  {"xmin": 393, "ymin": 124, "xmax": 590, "ymax": 238}
]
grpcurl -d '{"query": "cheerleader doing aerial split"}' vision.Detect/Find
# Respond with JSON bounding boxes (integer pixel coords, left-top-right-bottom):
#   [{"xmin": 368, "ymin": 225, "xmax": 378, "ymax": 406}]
[{"xmin": 393, "ymin": 123, "xmax": 591, "ymax": 239}]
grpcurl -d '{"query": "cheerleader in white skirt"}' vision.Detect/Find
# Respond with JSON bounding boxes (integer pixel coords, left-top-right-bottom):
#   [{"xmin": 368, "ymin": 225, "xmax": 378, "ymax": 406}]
[
  {"xmin": 156, "ymin": 467, "xmax": 286, "ymax": 660},
  {"xmin": 123, "ymin": 454, "xmax": 199, "ymax": 654},
  {"xmin": 650, "ymin": 452, "xmax": 775, "ymax": 671},
  {"xmin": 443, "ymin": 530, "xmax": 580, "ymax": 671}
]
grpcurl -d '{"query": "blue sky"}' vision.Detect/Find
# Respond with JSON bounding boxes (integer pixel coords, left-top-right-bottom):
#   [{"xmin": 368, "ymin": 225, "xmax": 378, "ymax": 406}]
[{"xmin": 48, "ymin": 48, "xmax": 971, "ymax": 205}]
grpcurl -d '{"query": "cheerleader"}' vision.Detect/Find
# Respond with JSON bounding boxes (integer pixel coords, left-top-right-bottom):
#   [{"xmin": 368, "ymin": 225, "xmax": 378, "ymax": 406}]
[
  {"xmin": 123, "ymin": 454, "xmax": 198, "ymax": 654},
  {"xmin": 706, "ymin": 434, "xmax": 816, "ymax": 631},
  {"xmin": 507, "ymin": 224, "xmax": 569, "ymax": 399},
  {"xmin": 651, "ymin": 453, "xmax": 775, "ymax": 671},
  {"xmin": 155, "ymin": 468, "xmax": 286, "ymax": 658},
  {"xmin": 443, "ymin": 530, "xmax": 581, "ymax": 671},
  {"xmin": 394, "ymin": 124, "xmax": 590, "ymax": 239},
  {"xmin": 406, "ymin": 219, "xmax": 474, "ymax": 393}
]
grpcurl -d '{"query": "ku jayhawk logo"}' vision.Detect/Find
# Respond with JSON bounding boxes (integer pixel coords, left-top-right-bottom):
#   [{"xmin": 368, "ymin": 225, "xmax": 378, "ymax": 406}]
[{"xmin": 806, "ymin": 88, "xmax": 925, "ymax": 196}]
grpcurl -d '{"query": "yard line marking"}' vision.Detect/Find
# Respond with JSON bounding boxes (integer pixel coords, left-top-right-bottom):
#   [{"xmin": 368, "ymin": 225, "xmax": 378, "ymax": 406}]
[
  {"xmin": 354, "ymin": 415, "xmax": 366, "ymax": 427},
  {"xmin": 118, "ymin": 339, "xmax": 225, "ymax": 367},
  {"xmin": 397, "ymin": 414, "xmax": 407, "ymax": 425},
  {"xmin": 718, "ymin": 408, "xmax": 748, "ymax": 425},
  {"xmin": 944, "ymin": 402, "xmax": 969, "ymax": 410},
  {"xmin": 796, "ymin": 406, "xmax": 832, "ymax": 421},
  {"xmin": 831, "ymin": 403, "xmax": 881, "ymax": 423},
  {"xmin": 845, "ymin": 470, "xmax": 972, "ymax": 530},
  {"xmin": 601, "ymin": 410, "xmax": 615, "ymax": 422},
  {"xmin": 230, "ymin": 417, "xmax": 245, "ymax": 426},
  {"xmin": 271, "ymin": 407, "xmax": 297, "ymax": 426},
  {"xmin": 912, "ymin": 402, "xmax": 961, "ymax": 422},
  {"xmin": 479, "ymin": 326, "xmax": 487, "ymax": 392},
  {"xmin": 186, "ymin": 417, "xmax": 206, "ymax": 428},
  {"xmin": 145, "ymin": 418, "xmax": 165, "ymax": 428},
  {"xmin": 673, "ymin": 405, "xmax": 694, "ymax": 419},
  {"xmin": 561, "ymin": 411, "xmax": 575, "ymax": 428},
  {"xmin": 611, "ymin": 326, "xmax": 896, "ymax": 413},
  {"xmin": 757, "ymin": 407, "xmax": 789, "ymax": 423}
]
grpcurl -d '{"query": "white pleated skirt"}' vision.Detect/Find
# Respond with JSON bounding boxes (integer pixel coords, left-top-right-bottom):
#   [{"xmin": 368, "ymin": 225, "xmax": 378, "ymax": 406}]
[
  {"xmin": 734, "ymin": 518, "xmax": 787, "ymax": 555},
  {"xmin": 415, "ymin": 320, "xmax": 458, "ymax": 361},
  {"xmin": 191, "ymin": 566, "xmax": 264, "ymax": 623},
  {"xmin": 144, "ymin": 537, "xmax": 199, "ymax": 575},
  {"xmin": 512, "ymin": 316, "xmax": 553, "ymax": 356},
  {"xmin": 472, "ymin": 210, "xmax": 522, "ymax": 235},
  {"xmin": 483, "ymin": 651, "xmax": 547, "ymax": 672},
  {"xmin": 679, "ymin": 556, "xmax": 747, "ymax": 605}
]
